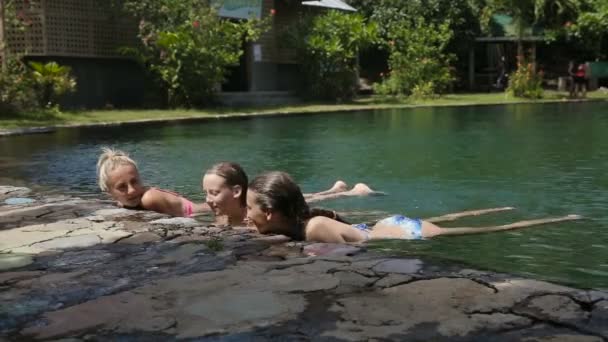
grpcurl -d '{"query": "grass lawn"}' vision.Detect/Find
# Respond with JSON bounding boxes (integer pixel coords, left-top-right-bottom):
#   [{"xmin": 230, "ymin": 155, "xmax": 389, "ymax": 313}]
[{"xmin": 1, "ymin": 90, "xmax": 607, "ymax": 130}]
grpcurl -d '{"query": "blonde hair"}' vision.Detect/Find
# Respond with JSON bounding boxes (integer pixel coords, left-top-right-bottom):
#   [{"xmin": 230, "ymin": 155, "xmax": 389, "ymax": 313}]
[{"xmin": 96, "ymin": 147, "xmax": 138, "ymax": 192}]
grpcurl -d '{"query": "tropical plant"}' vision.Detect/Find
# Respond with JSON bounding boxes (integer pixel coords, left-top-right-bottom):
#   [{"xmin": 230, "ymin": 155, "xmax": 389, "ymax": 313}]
[
  {"xmin": 119, "ymin": 0, "xmax": 269, "ymax": 107},
  {"xmin": 348, "ymin": 0, "xmax": 480, "ymax": 87},
  {"xmin": 1, "ymin": 1, "xmax": 61, "ymax": 114},
  {"xmin": 507, "ymin": 57, "xmax": 544, "ymax": 98},
  {"xmin": 373, "ymin": 18, "xmax": 454, "ymax": 97},
  {"xmin": 28, "ymin": 61, "xmax": 77, "ymax": 108},
  {"xmin": 286, "ymin": 10, "xmax": 377, "ymax": 101},
  {"xmin": 0, "ymin": 58, "xmax": 36, "ymax": 114}
]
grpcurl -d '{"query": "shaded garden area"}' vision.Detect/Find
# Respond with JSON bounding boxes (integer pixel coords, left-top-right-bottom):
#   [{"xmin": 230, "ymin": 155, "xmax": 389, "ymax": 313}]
[{"xmin": 0, "ymin": 0, "xmax": 607, "ymax": 119}]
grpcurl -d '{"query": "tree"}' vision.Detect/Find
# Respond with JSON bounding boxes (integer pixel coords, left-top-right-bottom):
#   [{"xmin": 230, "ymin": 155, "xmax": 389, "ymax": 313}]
[
  {"xmin": 347, "ymin": 0, "xmax": 480, "ymax": 90},
  {"xmin": 568, "ymin": 0, "xmax": 608, "ymax": 58},
  {"xmin": 479, "ymin": 0, "xmax": 579, "ymax": 56},
  {"xmin": 119, "ymin": 0, "xmax": 269, "ymax": 107},
  {"xmin": 373, "ymin": 18, "xmax": 454, "ymax": 97},
  {"xmin": 286, "ymin": 10, "xmax": 377, "ymax": 101}
]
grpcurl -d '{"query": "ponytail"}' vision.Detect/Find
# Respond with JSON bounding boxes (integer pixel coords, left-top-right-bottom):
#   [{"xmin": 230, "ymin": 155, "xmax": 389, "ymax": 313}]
[
  {"xmin": 309, "ymin": 208, "xmax": 350, "ymax": 224},
  {"xmin": 97, "ymin": 147, "xmax": 137, "ymax": 192}
]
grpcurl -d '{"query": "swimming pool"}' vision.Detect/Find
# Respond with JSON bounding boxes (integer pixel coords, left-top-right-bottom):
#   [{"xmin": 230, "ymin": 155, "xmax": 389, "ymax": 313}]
[{"xmin": 2, "ymin": 102, "xmax": 608, "ymax": 288}]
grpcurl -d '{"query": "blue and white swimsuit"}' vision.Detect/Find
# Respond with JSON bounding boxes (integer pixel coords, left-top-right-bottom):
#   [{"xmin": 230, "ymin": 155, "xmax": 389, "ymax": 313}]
[{"xmin": 353, "ymin": 215, "xmax": 423, "ymax": 240}]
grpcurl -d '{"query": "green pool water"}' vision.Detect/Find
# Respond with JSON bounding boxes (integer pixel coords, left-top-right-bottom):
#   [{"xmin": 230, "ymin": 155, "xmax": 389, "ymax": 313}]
[{"xmin": 1, "ymin": 102, "xmax": 607, "ymax": 289}]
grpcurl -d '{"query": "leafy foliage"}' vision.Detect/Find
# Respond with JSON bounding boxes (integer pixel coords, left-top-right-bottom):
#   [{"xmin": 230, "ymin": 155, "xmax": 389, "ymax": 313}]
[
  {"xmin": 348, "ymin": 0, "xmax": 480, "ymax": 87},
  {"xmin": 479, "ymin": 0, "xmax": 579, "ymax": 29},
  {"xmin": 507, "ymin": 57, "xmax": 544, "ymax": 98},
  {"xmin": 0, "ymin": 58, "xmax": 36, "ymax": 114},
  {"xmin": 373, "ymin": 18, "xmax": 454, "ymax": 97},
  {"xmin": 286, "ymin": 10, "xmax": 377, "ymax": 101},
  {"xmin": 119, "ymin": 0, "xmax": 269, "ymax": 107},
  {"xmin": 28, "ymin": 61, "xmax": 77, "ymax": 108},
  {"xmin": 568, "ymin": 0, "xmax": 608, "ymax": 58},
  {"xmin": 478, "ymin": 0, "xmax": 580, "ymax": 53},
  {"xmin": 1, "ymin": 1, "xmax": 75, "ymax": 114},
  {"xmin": 359, "ymin": 0, "xmax": 480, "ymax": 42}
]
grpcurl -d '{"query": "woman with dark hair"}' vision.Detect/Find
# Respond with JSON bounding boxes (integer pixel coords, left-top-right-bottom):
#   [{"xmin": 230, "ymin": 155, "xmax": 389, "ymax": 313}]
[
  {"xmin": 573, "ymin": 62, "xmax": 588, "ymax": 99},
  {"xmin": 246, "ymin": 171, "xmax": 582, "ymax": 243},
  {"xmin": 202, "ymin": 162, "xmax": 377, "ymax": 226}
]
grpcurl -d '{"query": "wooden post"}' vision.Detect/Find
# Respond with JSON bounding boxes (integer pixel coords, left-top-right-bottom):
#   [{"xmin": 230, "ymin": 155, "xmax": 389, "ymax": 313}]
[
  {"xmin": 468, "ymin": 47, "xmax": 475, "ymax": 91},
  {"xmin": 531, "ymin": 42, "xmax": 536, "ymax": 73},
  {"xmin": 0, "ymin": 0, "xmax": 7, "ymax": 72}
]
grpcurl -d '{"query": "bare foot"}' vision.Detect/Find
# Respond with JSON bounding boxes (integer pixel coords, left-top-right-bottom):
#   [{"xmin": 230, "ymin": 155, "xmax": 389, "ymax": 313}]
[
  {"xmin": 351, "ymin": 183, "xmax": 374, "ymax": 195},
  {"xmin": 328, "ymin": 180, "xmax": 349, "ymax": 193}
]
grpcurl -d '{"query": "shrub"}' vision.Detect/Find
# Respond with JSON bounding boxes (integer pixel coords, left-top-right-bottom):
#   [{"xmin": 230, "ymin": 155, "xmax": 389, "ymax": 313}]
[
  {"xmin": 1, "ymin": 1, "xmax": 76, "ymax": 115},
  {"xmin": 28, "ymin": 61, "xmax": 77, "ymax": 108},
  {"xmin": 507, "ymin": 58, "xmax": 544, "ymax": 99},
  {"xmin": 287, "ymin": 11, "xmax": 377, "ymax": 101},
  {"xmin": 0, "ymin": 58, "xmax": 77, "ymax": 115},
  {"xmin": 0, "ymin": 58, "xmax": 37, "ymax": 115},
  {"xmin": 120, "ymin": 0, "xmax": 269, "ymax": 107},
  {"xmin": 374, "ymin": 18, "xmax": 454, "ymax": 98}
]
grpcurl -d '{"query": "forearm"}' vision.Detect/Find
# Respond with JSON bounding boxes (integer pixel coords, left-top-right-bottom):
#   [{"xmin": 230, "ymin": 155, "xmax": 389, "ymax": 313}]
[{"xmin": 193, "ymin": 202, "xmax": 212, "ymax": 214}]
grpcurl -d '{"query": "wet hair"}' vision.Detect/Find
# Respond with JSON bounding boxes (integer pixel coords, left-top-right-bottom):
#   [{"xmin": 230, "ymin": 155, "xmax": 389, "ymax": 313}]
[
  {"xmin": 204, "ymin": 162, "xmax": 248, "ymax": 206},
  {"xmin": 248, "ymin": 171, "xmax": 348, "ymax": 240},
  {"xmin": 96, "ymin": 147, "xmax": 138, "ymax": 192}
]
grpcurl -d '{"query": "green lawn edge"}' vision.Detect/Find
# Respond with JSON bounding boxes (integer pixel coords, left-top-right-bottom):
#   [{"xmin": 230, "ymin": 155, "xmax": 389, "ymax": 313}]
[{"xmin": 1, "ymin": 91, "xmax": 607, "ymax": 132}]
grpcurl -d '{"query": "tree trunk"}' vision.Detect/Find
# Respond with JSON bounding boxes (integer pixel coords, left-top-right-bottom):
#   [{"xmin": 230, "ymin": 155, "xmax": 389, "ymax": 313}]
[
  {"xmin": 517, "ymin": 40, "xmax": 524, "ymax": 61},
  {"xmin": 516, "ymin": 15, "xmax": 525, "ymax": 66}
]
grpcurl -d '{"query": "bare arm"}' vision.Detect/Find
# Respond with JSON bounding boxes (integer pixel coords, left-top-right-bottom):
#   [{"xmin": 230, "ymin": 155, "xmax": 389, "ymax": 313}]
[
  {"xmin": 140, "ymin": 188, "xmax": 187, "ymax": 217},
  {"xmin": 192, "ymin": 202, "xmax": 212, "ymax": 214},
  {"xmin": 425, "ymin": 214, "xmax": 582, "ymax": 238},
  {"xmin": 424, "ymin": 207, "xmax": 515, "ymax": 223}
]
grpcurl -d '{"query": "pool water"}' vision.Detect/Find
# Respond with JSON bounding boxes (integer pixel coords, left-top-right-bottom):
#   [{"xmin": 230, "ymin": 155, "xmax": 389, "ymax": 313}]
[{"xmin": 2, "ymin": 102, "xmax": 608, "ymax": 289}]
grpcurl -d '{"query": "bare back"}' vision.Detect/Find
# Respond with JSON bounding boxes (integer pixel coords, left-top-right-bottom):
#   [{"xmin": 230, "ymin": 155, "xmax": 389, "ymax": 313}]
[{"xmin": 305, "ymin": 216, "xmax": 367, "ymax": 243}]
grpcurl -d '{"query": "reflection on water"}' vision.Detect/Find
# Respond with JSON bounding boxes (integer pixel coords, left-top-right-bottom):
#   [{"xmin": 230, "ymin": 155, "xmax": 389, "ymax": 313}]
[{"xmin": 2, "ymin": 102, "xmax": 608, "ymax": 289}]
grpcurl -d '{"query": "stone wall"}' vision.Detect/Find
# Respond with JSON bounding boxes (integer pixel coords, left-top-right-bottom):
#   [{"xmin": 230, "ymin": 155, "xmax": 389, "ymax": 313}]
[{"xmin": 1, "ymin": 185, "xmax": 608, "ymax": 340}]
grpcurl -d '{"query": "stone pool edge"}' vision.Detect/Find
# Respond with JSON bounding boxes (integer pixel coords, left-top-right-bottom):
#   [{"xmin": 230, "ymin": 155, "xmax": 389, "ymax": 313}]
[{"xmin": 1, "ymin": 185, "xmax": 608, "ymax": 340}]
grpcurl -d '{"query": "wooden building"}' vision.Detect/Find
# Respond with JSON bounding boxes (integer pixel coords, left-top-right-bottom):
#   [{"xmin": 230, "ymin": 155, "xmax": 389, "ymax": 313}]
[
  {"xmin": 0, "ymin": 0, "xmax": 356, "ymax": 108},
  {"xmin": 1, "ymin": 0, "xmax": 143, "ymax": 108}
]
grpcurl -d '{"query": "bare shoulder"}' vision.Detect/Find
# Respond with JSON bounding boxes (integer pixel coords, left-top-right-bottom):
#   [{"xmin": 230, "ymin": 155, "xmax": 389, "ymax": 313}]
[
  {"xmin": 140, "ymin": 188, "xmax": 185, "ymax": 216},
  {"xmin": 141, "ymin": 188, "xmax": 180, "ymax": 208},
  {"xmin": 307, "ymin": 216, "xmax": 341, "ymax": 231},
  {"xmin": 305, "ymin": 216, "xmax": 350, "ymax": 243},
  {"xmin": 140, "ymin": 188, "xmax": 165, "ymax": 204}
]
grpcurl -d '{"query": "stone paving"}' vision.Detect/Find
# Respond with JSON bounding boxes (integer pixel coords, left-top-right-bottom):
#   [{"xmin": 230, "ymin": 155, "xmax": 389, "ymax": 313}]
[{"xmin": 1, "ymin": 185, "xmax": 607, "ymax": 341}]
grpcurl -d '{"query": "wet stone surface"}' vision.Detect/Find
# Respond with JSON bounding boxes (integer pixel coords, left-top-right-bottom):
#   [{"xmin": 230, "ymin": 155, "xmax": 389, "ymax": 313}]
[{"xmin": 1, "ymin": 187, "xmax": 608, "ymax": 341}]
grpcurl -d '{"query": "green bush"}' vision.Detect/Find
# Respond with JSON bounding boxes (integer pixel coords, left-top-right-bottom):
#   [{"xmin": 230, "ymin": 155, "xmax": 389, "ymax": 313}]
[
  {"xmin": 507, "ymin": 58, "xmax": 544, "ymax": 99},
  {"xmin": 120, "ymin": 0, "xmax": 269, "ymax": 107},
  {"xmin": 374, "ymin": 18, "xmax": 454, "ymax": 98},
  {"xmin": 0, "ymin": 58, "xmax": 37, "ymax": 115},
  {"xmin": 0, "ymin": 58, "xmax": 77, "ymax": 115},
  {"xmin": 287, "ymin": 11, "xmax": 377, "ymax": 101},
  {"xmin": 28, "ymin": 61, "xmax": 77, "ymax": 108},
  {"xmin": 1, "ymin": 0, "xmax": 76, "ymax": 115}
]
